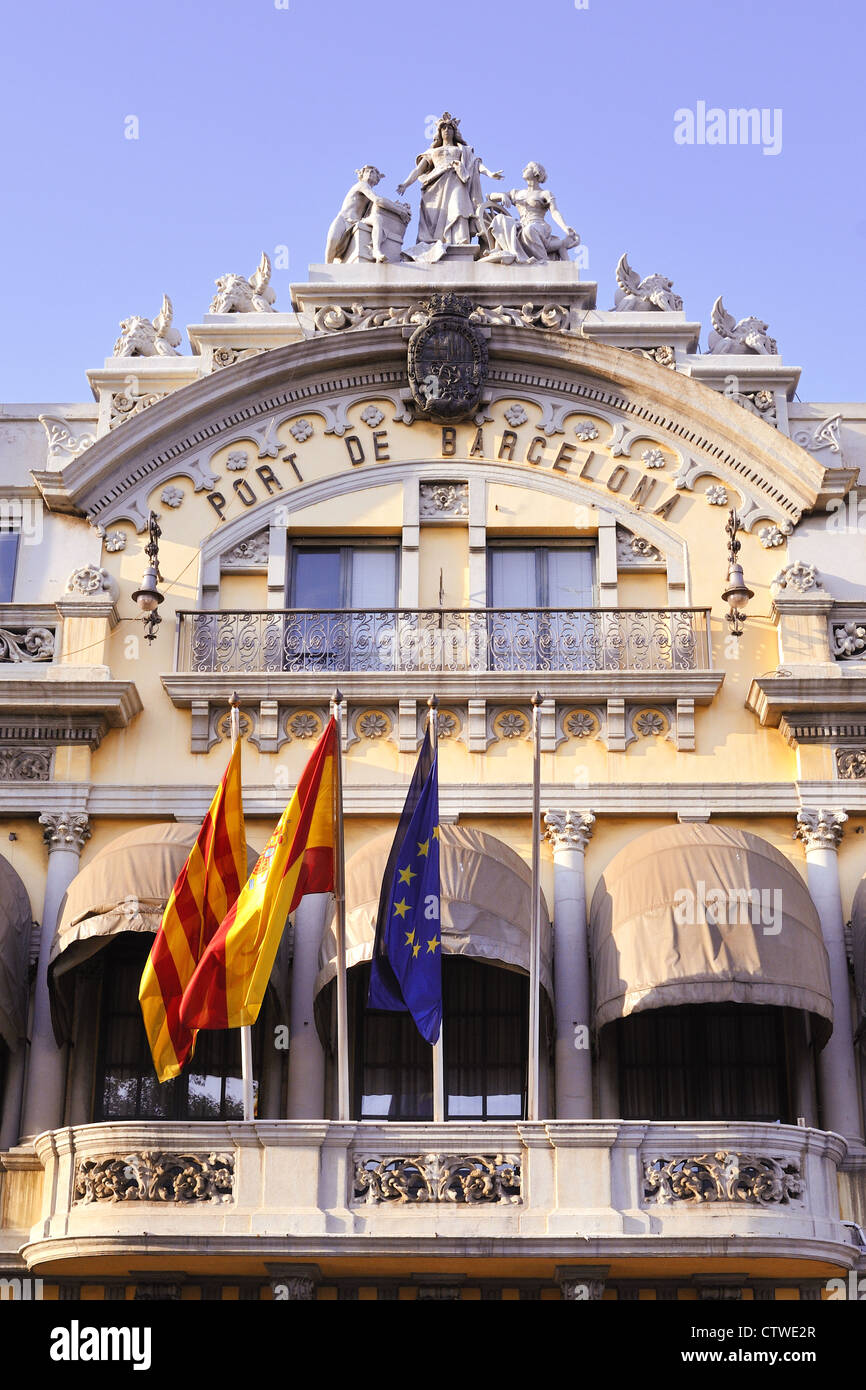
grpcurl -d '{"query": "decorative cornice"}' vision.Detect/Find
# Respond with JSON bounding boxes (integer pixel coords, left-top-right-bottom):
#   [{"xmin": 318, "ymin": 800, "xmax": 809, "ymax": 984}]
[
  {"xmin": 795, "ymin": 807, "xmax": 847, "ymax": 852},
  {"xmin": 30, "ymin": 328, "xmax": 853, "ymax": 531},
  {"xmin": 543, "ymin": 809, "xmax": 595, "ymax": 853},
  {"xmin": 10, "ymin": 778, "xmax": 866, "ymax": 821},
  {"xmin": 39, "ymin": 810, "xmax": 91, "ymax": 853},
  {"xmin": 747, "ymin": 676, "xmax": 866, "ymax": 729},
  {"xmin": 0, "ymin": 679, "xmax": 142, "ymax": 729},
  {"xmin": 161, "ymin": 670, "xmax": 724, "ymax": 709}
]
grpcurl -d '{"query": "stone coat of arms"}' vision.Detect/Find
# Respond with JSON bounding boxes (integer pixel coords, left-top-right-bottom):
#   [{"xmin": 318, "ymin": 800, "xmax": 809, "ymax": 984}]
[{"xmin": 407, "ymin": 294, "xmax": 488, "ymax": 423}]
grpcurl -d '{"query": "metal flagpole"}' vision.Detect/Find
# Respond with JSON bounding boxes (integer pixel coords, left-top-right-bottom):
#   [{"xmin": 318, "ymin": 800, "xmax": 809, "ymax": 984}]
[
  {"xmin": 427, "ymin": 694, "xmax": 445, "ymax": 1124},
  {"xmin": 330, "ymin": 689, "xmax": 350, "ymax": 1122},
  {"xmin": 230, "ymin": 692, "xmax": 255, "ymax": 1123},
  {"xmin": 527, "ymin": 691, "xmax": 543, "ymax": 1122}
]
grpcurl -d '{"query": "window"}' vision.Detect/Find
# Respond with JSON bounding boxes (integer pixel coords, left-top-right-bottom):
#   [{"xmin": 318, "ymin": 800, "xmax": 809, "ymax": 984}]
[
  {"xmin": 488, "ymin": 545, "xmax": 595, "ymax": 610},
  {"xmin": 289, "ymin": 545, "xmax": 398, "ymax": 609},
  {"xmin": 0, "ymin": 518, "xmax": 21, "ymax": 603},
  {"xmin": 349, "ymin": 958, "xmax": 528, "ymax": 1121},
  {"xmin": 616, "ymin": 1004, "xmax": 792, "ymax": 1122},
  {"xmin": 286, "ymin": 545, "xmax": 399, "ymax": 672},
  {"xmin": 488, "ymin": 544, "xmax": 595, "ymax": 671},
  {"xmin": 95, "ymin": 937, "xmax": 263, "ymax": 1121}
]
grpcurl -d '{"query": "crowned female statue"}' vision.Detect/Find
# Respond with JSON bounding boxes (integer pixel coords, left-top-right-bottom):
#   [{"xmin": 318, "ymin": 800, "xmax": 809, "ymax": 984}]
[{"xmin": 397, "ymin": 113, "xmax": 503, "ymax": 261}]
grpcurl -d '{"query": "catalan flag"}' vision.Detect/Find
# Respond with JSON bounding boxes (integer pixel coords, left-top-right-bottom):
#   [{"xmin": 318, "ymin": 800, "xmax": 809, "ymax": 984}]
[
  {"xmin": 179, "ymin": 717, "xmax": 338, "ymax": 1032},
  {"xmin": 138, "ymin": 741, "xmax": 246, "ymax": 1082},
  {"xmin": 368, "ymin": 729, "xmax": 441, "ymax": 1044}
]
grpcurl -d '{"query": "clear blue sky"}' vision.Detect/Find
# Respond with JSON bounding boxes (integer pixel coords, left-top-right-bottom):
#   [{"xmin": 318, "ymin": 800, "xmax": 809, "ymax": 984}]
[{"xmin": 2, "ymin": 0, "xmax": 863, "ymax": 403}]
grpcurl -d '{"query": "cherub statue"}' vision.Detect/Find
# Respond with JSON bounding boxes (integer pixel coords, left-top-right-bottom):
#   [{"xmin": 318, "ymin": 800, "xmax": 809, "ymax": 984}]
[
  {"xmin": 325, "ymin": 166, "xmax": 411, "ymax": 265},
  {"xmin": 477, "ymin": 162, "xmax": 579, "ymax": 265},
  {"xmin": 209, "ymin": 253, "xmax": 277, "ymax": 313},
  {"xmin": 707, "ymin": 296, "xmax": 778, "ymax": 354},
  {"xmin": 113, "ymin": 295, "xmax": 182, "ymax": 357},
  {"xmin": 398, "ymin": 113, "xmax": 503, "ymax": 259},
  {"xmin": 613, "ymin": 254, "xmax": 683, "ymax": 312}
]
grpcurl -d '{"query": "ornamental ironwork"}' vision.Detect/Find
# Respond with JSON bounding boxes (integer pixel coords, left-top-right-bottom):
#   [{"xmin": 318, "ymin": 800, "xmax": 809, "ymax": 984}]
[
  {"xmin": 74, "ymin": 1151, "xmax": 234, "ymax": 1204},
  {"xmin": 353, "ymin": 1153, "xmax": 521, "ymax": 1205},
  {"xmin": 179, "ymin": 608, "xmax": 708, "ymax": 675},
  {"xmin": 407, "ymin": 295, "xmax": 488, "ymax": 423},
  {"xmin": 643, "ymin": 1153, "xmax": 803, "ymax": 1205}
]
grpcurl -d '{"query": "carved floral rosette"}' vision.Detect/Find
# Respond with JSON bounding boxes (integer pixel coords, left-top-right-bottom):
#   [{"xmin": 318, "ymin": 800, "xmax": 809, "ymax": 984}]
[
  {"xmin": 352, "ymin": 1152, "xmax": 522, "ymax": 1205},
  {"xmin": 643, "ymin": 1152, "xmax": 803, "ymax": 1206},
  {"xmin": 74, "ymin": 1151, "xmax": 234, "ymax": 1204}
]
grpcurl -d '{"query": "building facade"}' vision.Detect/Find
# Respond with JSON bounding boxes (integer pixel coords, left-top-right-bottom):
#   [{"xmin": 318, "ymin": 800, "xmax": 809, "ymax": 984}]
[{"xmin": 2, "ymin": 126, "xmax": 866, "ymax": 1301}]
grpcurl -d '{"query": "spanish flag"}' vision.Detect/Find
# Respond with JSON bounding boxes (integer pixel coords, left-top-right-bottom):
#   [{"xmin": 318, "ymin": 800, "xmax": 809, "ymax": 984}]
[
  {"xmin": 139, "ymin": 741, "xmax": 246, "ymax": 1082},
  {"xmin": 179, "ymin": 717, "xmax": 338, "ymax": 1032}
]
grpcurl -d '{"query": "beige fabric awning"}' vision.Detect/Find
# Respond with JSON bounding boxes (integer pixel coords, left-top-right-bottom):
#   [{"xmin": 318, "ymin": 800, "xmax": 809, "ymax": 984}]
[
  {"xmin": 0, "ymin": 856, "xmax": 34, "ymax": 1050},
  {"xmin": 850, "ymin": 876, "xmax": 866, "ymax": 1044},
  {"xmin": 589, "ymin": 823, "xmax": 832, "ymax": 1044},
  {"xmin": 316, "ymin": 824, "xmax": 552, "ymax": 998},
  {"xmin": 49, "ymin": 822, "xmax": 260, "ymax": 1042}
]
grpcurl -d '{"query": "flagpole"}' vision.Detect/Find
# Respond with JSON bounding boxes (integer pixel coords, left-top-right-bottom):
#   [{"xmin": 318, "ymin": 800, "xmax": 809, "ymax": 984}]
[
  {"xmin": 331, "ymin": 688, "xmax": 350, "ymax": 1122},
  {"xmin": 427, "ymin": 694, "xmax": 445, "ymax": 1124},
  {"xmin": 230, "ymin": 692, "xmax": 255, "ymax": 1124},
  {"xmin": 528, "ymin": 690, "xmax": 543, "ymax": 1122}
]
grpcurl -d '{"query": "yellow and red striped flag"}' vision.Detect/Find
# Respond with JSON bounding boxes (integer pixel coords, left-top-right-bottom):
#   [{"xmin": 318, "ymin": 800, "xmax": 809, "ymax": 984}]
[
  {"xmin": 179, "ymin": 716, "xmax": 337, "ymax": 1032},
  {"xmin": 138, "ymin": 741, "xmax": 246, "ymax": 1082}
]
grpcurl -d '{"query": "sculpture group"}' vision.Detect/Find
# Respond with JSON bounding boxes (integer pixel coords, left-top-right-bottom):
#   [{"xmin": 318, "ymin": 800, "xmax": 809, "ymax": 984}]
[
  {"xmin": 107, "ymin": 112, "xmax": 782, "ymax": 361},
  {"xmin": 325, "ymin": 113, "xmax": 580, "ymax": 266}
]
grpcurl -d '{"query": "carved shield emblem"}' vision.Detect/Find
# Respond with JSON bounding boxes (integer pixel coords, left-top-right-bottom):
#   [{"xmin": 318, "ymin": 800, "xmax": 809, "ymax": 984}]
[{"xmin": 407, "ymin": 294, "xmax": 488, "ymax": 423}]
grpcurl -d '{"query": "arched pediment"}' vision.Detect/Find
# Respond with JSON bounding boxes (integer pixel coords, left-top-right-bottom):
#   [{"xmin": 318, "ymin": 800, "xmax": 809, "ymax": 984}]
[{"xmin": 33, "ymin": 329, "xmax": 853, "ymax": 538}]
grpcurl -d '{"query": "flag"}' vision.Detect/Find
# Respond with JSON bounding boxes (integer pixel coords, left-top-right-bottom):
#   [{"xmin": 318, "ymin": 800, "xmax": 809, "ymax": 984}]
[
  {"xmin": 138, "ymin": 741, "xmax": 246, "ymax": 1082},
  {"xmin": 179, "ymin": 717, "xmax": 337, "ymax": 1031},
  {"xmin": 368, "ymin": 729, "xmax": 441, "ymax": 1044}
]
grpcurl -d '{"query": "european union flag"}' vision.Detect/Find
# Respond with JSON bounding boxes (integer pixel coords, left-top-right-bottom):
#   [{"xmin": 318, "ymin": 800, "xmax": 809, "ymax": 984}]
[{"xmin": 368, "ymin": 730, "xmax": 441, "ymax": 1044}]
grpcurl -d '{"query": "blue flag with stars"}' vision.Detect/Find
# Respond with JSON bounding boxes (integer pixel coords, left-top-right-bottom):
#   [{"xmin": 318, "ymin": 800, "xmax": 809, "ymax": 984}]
[{"xmin": 368, "ymin": 730, "xmax": 441, "ymax": 1044}]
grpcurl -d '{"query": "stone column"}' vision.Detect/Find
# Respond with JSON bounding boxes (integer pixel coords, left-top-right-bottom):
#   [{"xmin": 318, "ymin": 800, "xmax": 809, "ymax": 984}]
[
  {"xmin": 286, "ymin": 893, "xmax": 329, "ymax": 1119},
  {"xmin": 543, "ymin": 810, "xmax": 595, "ymax": 1119},
  {"xmin": 20, "ymin": 812, "xmax": 90, "ymax": 1138},
  {"xmin": 796, "ymin": 809, "xmax": 863, "ymax": 1142}
]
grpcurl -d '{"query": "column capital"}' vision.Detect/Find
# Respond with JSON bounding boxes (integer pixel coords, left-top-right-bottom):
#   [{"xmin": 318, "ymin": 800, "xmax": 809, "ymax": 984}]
[
  {"xmin": 795, "ymin": 807, "xmax": 847, "ymax": 852},
  {"xmin": 39, "ymin": 811, "xmax": 91, "ymax": 855},
  {"xmin": 543, "ymin": 809, "xmax": 595, "ymax": 853}
]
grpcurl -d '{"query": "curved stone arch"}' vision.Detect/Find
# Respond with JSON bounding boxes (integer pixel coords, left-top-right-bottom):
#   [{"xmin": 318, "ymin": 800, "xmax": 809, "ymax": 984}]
[
  {"xmin": 197, "ymin": 456, "xmax": 692, "ymax": 605},
  {"xmin": 36, "ymin": 328, "xmax": 852, "ymax": 537}
]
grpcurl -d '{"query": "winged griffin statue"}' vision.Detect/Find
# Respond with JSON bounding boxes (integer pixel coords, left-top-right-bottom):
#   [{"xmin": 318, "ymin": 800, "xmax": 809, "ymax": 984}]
[
  {"xmin": 707, "ymin": 296, "xmax": 778, "ymax": 354},
  {"xmin": 613, "ymin": 254, "xmax": 683, "ymax": 312},
  {"xmin": 113, "ymin": 295, "xmax": 182, "ymax": 357},
  {"xmin": 209, "ymin": 252, "xmax": 277, "ymax": 313}
]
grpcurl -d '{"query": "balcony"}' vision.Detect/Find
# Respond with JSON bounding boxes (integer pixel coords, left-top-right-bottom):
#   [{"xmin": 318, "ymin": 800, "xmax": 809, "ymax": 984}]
[
  {"xmin": 162, "ymin": 607, "xmax": 722, "ymax": 754},
  {"xmin": 176, "ymin": 607, "xmax": 711, "ymax": 676},
  {"xmin": 13, "ymin": 1120, "xmax": 857, "ymax": 1278}
]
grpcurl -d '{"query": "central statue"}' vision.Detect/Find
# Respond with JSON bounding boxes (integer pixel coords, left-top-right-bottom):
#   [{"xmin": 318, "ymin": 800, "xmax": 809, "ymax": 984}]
[{"xmin": 397, "ymin": 112, "xmax": 503, "ymax": 261}]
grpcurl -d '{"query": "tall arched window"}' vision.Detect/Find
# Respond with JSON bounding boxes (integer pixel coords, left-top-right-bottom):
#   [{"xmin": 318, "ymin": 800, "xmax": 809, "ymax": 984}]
[
  {"xmin": 95, "ymin": 936, "xmax": 264, "ymax": 1121},
  {"xmin": 346, "ymin": 959, "xmax": 532, "ymax": 1121}
]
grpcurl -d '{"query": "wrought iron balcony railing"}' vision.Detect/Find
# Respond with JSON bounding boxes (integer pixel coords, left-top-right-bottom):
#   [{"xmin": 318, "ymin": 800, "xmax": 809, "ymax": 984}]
[{"xmin": 176, "ymin": 608, "xmax": 711, "ymax": 675}]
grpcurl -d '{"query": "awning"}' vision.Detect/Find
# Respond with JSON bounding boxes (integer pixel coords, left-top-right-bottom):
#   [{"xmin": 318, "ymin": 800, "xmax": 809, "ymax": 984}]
[
  {"xmin": 850, "ymin": 876, "xmax": 866, "ymax": 1045},
  {"xmin": 315, "ymin": 823, "xmax": 552, "ymax": 998},
  {"xmin": 0, "ymin": 856, "xmax": 34, "ymax": 1050},
  {"xmin": 589, "ymin": 823, "xmax": 832, "ymax": 1044},
  {"xmin": 49, "ymin": 822, "xmax": 260, "ymax": 1042}
]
